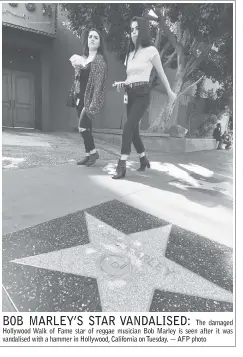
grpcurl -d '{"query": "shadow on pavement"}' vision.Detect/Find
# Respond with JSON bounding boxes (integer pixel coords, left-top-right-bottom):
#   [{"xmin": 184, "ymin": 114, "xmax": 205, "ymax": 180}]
[{"xmin": 101, "ymin": 159, "xmax": 233, "ymax": 209}]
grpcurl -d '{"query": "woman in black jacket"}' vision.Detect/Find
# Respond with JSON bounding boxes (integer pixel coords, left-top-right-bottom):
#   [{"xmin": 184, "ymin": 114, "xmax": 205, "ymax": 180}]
[{"xmin": 71, "ymin": 28, "xmax": 107, "ymax": 166}]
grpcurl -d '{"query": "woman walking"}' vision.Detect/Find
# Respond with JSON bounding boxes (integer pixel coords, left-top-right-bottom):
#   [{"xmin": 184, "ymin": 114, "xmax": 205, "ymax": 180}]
[
  {"xmin": 112, "ymin": 17, "xmax": 176, "ymax": 179},
  {"xmin": 71, "ymin": 28, "xmax": 107, "ymax": 166}
]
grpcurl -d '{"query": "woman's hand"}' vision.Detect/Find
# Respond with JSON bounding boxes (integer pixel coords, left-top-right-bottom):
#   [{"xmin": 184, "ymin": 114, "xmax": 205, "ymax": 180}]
[{"xmin": 112, "ymin": 81, "xmax": 127, "ymax": 92}]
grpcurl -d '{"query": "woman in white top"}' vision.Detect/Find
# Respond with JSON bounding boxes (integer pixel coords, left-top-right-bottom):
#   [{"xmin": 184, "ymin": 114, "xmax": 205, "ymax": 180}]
[{"xmin": 112, "ymin": 16, "xmax": 176, "ymax": 179}]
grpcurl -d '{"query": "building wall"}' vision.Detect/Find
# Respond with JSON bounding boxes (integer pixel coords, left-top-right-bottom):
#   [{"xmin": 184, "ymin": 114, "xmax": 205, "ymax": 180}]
[
  {"xmin": 2, "ymin": 39, "xmax": 42, "ymax": 130},
  {"xmin": 2, "ymin": 26, "xmax": 53, "ymax": 131},
  {"xmin": 2, "ymin": 2, "xmax": 56, "ymax": 37},
  {"xmin": 177, "ymin": 96, "xmax": 207, "ymax": 134},
  {"xmin": 48, "ymin": 13, "xmax": 82, "ymax": 131}
]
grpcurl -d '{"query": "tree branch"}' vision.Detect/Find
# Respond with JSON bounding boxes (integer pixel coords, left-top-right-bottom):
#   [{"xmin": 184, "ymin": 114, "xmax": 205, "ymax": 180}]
[
  {"xmin": 145, "ymin": 11, "xmax": 181, "ymax": 54},
  {"xmin": 144, "ymin": 13, "xmax": 159, "ymax": 22},
  {"xmin": 180, "ymin": 29, "xmax": 190, "ymax": 47},
  {"xmin": 153, "ymin": 6, "xmax": 163, "ymax": 19},
  {"xmin": 158, "ymin": 14, "xmax": 181, "ymax": 53},
  {"xmin": 164, "ymin": 50, "xmax": 177, "ymax": 67},
  {"xmin": 154, "ymin": 28, "xmax": 161, "ymax": 48},
  {"xmin": 191, "ymin": 39, "xmax": 198, "ymax": 57},
  {"xmin": 178, "ymin": 76, "xmax": 204, "ymax": 97},
  {"xmin": 184, "ymin": 55, "xmax": 196, "ymax": 74},
  {"xmin": 186, "ymin": 43, "xmax": 212, "ymax": 76},
  {"xmin": 160, "ymin": 41, "xmax": 170, "ymax": 59},
  {"xmin": 177, "ymin": 25, "xmax": 183, "ymax": 43}
]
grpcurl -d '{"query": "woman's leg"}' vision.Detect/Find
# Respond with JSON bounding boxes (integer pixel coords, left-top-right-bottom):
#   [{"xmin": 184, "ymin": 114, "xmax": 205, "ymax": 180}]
[
  {"xmin": 112, "ymin": 92, "xmax": 150, "ymax": 179},
  {"xmin": 121, "ymin": 94, "xmax": 149, "ymax": 155},
  {"xmin": 80, "ymin": 113, "xmax": 99, "ymax": 166},
  {"xmin": 76, "ymin": 105, "xmax": 91, "ymax": 165},
  {"xmin": 132, "ymin": 124, "xmax": 150, "ymax": 171},
  {"xmin": 132, "ymin": 122, "xmax": 145, "ymax": 154}
]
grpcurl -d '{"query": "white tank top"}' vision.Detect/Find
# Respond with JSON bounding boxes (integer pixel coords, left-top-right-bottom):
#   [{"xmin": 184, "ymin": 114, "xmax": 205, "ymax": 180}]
[{"xmin": 126, "ymin": 46, "xmax": 159, "ymax": 84}]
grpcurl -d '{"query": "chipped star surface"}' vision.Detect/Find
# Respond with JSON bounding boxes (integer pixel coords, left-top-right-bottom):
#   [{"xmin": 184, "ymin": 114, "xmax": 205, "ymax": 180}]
[{"xmin": 12, "ymin": 213, "xmax": 233, "ymax": 312}]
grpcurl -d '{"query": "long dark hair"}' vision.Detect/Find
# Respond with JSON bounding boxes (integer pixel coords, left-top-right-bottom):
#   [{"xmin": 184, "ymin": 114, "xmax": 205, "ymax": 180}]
[
  {"xmin": 82, "ymin": 28, "xmax": 107, "ymax": 64},
  {"xmin": 126, "ymin": 16, "xmax": 152, "ymax": 62}
]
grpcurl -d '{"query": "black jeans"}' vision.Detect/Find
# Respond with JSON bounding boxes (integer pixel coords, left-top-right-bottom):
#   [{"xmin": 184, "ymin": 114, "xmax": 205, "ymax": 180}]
[
  {"xmin": 76, "ymin": 103, "xmax": 95, "ymax": 153},
  {"xmin": 121, "ymin": 84, "xmax": 150, "ymax": 155}
]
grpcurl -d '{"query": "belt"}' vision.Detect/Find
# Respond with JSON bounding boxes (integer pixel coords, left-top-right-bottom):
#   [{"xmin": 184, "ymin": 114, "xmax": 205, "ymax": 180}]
[{"xmin": 127, "ymin": 81, "xmax": 149, "ymax": 89}]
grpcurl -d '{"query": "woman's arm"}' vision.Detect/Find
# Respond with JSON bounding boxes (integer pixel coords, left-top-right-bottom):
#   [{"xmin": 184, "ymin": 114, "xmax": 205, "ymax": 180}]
[{"xmin": 151, "ymin": 52, "xmax": 176, "ymax": 100}]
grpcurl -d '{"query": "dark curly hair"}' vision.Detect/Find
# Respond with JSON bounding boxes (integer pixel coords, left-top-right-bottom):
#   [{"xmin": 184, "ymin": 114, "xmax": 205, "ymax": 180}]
[{"xmin": 82, "ymin": 28, "xmax": 107, "ymax": 64}]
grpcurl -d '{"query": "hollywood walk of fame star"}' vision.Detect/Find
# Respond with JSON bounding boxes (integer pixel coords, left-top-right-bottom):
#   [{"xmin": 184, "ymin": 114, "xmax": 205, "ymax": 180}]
[{"xmin": 11, "ymin": 213, "xmax": 233, "ymax": 312}]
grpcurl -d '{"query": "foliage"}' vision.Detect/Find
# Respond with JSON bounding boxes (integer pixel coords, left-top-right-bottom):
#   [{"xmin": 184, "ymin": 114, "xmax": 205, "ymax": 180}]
[
  {"xmin": 151, "ymin": 3, "xmax": 232, "ymax": 92},
  {"xmin": 146, "ymin": 3, "xmax": 233, "ymax": 131},
  {"xmin": 193, "ymin": 114, "xmax": 218, "ymax": 138}
]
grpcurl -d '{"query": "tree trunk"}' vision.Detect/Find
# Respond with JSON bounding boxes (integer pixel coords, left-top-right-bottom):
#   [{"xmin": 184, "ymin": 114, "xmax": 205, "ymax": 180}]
[
  {"xmin": 148, "ymin": 98, "xmax": 176, "ymax": 132},
  {"xmin": 148, "ymin": 70, "xmax": 185, "ymax": 132}
]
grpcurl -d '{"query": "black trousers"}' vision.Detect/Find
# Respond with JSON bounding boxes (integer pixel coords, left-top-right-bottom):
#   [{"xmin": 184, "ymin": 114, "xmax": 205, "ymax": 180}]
[
  {"xmin": 76, "ymin": 102, "xmax": 95, "ymax": 153},
  {"xmin": 121, "ymin": 85, "xmax": 150, "ymax": 155}
]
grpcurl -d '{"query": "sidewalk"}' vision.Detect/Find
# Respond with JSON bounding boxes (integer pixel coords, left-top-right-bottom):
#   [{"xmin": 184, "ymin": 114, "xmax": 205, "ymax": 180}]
[
  {"xmin": 2, "ymin": 130, "xmax": 233, "ymax": 242},
  {"xmin": 3, "ymin": 130, "xmax": 233, "ymax": 177},
  {"xmin": 2, "ymin": 130, "xmax": 233, "ymax": 312},
  {"xmin": 56, "ymin": 131, "xmax": 233, "ymax": 179}
]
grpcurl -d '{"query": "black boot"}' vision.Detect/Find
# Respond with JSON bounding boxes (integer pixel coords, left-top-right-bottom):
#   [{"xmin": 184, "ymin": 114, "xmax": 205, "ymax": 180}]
[
  {"xmin": 86, "ymin": 151, "xmax": 99, "ymax": 166},
  {"xmin": 77, "ymin": 156, "xmax": 90, "ymax": 165},
  {"xmin": 112, "ymin": 160, "xmax": 126, "ymax": 179},
  {"xmin": 137, "ymin": 156, "xmax": 150, "ymax": 171}
]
